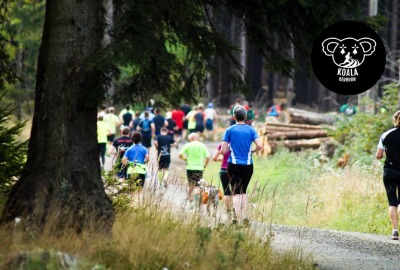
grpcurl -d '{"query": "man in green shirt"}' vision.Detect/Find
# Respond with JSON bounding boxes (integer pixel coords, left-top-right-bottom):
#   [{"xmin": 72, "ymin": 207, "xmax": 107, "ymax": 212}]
[{"xmin": 179, "ymin": 132, "xmax": 210, "ymax": 207}]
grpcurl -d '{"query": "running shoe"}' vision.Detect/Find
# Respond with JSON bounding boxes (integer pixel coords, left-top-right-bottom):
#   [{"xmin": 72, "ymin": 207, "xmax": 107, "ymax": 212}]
[{"xmin": 391, "ymin": 231, "xmax": 399, "ymax": 240}]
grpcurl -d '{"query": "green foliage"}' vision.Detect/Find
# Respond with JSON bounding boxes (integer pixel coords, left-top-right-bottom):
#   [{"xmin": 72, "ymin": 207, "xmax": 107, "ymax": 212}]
[{"xmin": 0, "ymin": 91, "xmax": 28, "ymax": 195}]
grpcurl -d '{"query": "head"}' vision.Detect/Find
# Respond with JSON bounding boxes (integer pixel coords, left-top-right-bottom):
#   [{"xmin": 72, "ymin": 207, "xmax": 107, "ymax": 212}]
[
  {"xmin": 132, "ymin": 131, "xmax": 142, "ymax": 144},
  {"xmin": 108, "ymin": 107, "xmax": 115, "ymax": 113},
  {"xmin": 208, "ymin": 102, "xmax": 214, "ymax": 109},
  {"xmin": 392, "ymin": 110, "xmax": 400, "ymax": 127},
  {"xmin": 188, "ymin": 133, "xmax": 199, "ymax": 142},
  {"xmin": 235, "ymin": 98, "xmax": 241, "ymax": 104},
  {"xmin": 233, "ymin": 105, "xmax": 247, "ymax": 122},
  {"xmin": 100, "ymin": 104, "xmax": 107, "ymax": 111},
  {"xmin": 135, "ymin": 111, "xmax": 141, "ymax": 117},
  {"xmin": 122, "ymin": 127, "xmax": 130, "ymax": 136},
  {"xmin": 161, "ymin": 127, "xmax": 168, "ymax": 134},
  {"xmin": 166, "ymin": 112, "xmax": 172, "ymax": 119},
  {"xmin": 126, "ymin": 105, "xmax": 131, "ymax": 110},
  {"xmin": 97, "ymin": 115, "xmax": 104, "ymax": 121},
  {"xmin": 144, "ymin": 111, "xmax": 149, "ymax": 118},
  {"xmin": 155, "ymin": 108, "xmax": 161, "ymax": 114}
]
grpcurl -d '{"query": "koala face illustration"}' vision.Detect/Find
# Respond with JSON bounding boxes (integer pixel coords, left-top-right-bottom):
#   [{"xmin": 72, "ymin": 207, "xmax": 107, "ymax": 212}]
[{"xmin": 322, "ymin": 37, "xmax": 376, "ymax": 68}]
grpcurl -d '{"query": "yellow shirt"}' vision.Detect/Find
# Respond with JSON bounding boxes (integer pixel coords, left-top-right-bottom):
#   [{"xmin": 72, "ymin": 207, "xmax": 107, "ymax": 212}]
[
  {"xmin": 97, "ymin": 121, "xmax": 110, "ymax": 143},
  {"xmin": 104, "ymin": 114, "xmax": 120, "ymax": 134}
]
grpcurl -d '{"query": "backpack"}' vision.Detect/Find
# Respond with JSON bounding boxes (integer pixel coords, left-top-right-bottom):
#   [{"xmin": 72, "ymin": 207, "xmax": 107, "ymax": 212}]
[{"xmin": 140, "ymin": 119, "xmax": 151, "ymax": 133}]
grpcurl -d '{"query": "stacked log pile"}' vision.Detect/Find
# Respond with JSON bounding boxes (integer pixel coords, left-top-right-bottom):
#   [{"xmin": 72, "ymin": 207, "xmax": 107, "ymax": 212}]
[{"xmin": 257, "ymin": 108, "xmax": 336, "ymax": 156}]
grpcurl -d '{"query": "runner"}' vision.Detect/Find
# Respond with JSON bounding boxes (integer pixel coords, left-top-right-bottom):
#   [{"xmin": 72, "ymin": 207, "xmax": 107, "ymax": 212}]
[
  {"xmin": 221, "ymin": 105, "xmax": 263, "ymax": 225},
  {"xmin": 204, "ymin": 102, "xmax": 217, "ymax": 141},
  {"xmin": 137, "ymin": 111, "xmax": 155, "ymax": 153},
  {"xmin": 122, "ymin": 132, "xmax": 149, "ymax": 189},
  {"xmin": 120, "ymin": 105, "xmax": 134, "ymax": 129},
  {"xmin": 109, "ymin": 127, "xmax": 133, "ymax": 182},
  {"xmin": 179, "ymin": 133, "xmax": 210, "ymax": 209},
  {"xmin": 154, "ymin": 127, "xmax": 176, "ymax": 191},
  {"xmin": 104, "ymin": 107, "xmax": 121, "ymax": 149},
  {"xmin": 212, "ymin": 142, "xmax": 233, "ymax": 220},
  {"xmin": 152, "ymin": 108, "xmax": 167, "ymax": 136},
  {"xmin": 171, "ymin": 106, "xmax": 185, "ymax": 145},
  {"xmin": 97, "ymin": 114, "xmax": 112, "ymax": 170}
]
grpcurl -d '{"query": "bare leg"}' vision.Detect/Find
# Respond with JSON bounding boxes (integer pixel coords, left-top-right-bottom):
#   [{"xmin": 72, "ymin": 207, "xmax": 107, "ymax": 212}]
[{"xmin": 389, "ymin": 206, "xmax": 399, "ymax": 230}]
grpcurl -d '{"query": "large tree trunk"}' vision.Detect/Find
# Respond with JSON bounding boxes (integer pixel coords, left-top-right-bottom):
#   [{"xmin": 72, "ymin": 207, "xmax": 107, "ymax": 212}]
[{"xmin": 2, "ymin": 0, "xmax": 114, "ymax": 235}]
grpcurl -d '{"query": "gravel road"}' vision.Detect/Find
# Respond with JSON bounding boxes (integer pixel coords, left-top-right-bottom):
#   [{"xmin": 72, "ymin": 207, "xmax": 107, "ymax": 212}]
[{"xmin": 105, "ymin": 140, "xmax": 400, "ymax": 270}]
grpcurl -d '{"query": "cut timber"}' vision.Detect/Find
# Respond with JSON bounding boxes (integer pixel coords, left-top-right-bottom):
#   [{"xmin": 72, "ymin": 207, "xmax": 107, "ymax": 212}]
[
  {"xmin": 266, "ymin": 121, "xmax": 324, "ymax": 130},
  {"xmin": 267, "ymin": 130, "xmax": 328, "ymax": 140},
  {"xmin": 287, "ymin": 108, "xmax": 336, "ymax": 125},
  {"xmin": 269, "ymin": 137, "xmax": 331, "ymax": 151}
]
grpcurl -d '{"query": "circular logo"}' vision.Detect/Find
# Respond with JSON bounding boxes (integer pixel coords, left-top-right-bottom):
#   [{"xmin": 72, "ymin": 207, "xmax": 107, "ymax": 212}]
[{"xmin": 311, "ymin": 21, "xmax": 386, "ymax": 95}]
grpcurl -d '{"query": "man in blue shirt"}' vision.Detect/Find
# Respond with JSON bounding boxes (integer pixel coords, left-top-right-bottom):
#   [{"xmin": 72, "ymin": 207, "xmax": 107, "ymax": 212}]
[{"xmin": 221, "ymin": 105, "xmax": 263, "ymax": 225}]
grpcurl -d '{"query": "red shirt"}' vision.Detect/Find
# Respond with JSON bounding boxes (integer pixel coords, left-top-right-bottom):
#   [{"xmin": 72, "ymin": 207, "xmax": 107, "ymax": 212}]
[{"xmin": 171, "ymin": 109, "xmax": 185, "ymax": 129}]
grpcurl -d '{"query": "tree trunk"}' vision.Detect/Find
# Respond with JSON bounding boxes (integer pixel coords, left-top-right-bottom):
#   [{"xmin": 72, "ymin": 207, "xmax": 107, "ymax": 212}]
[
  {"xmin": 287, "ymin": 108, "xmax": 336, "ymax": 125},
  {"xmin": 2, "ymin": 0, "xmax": 114, "ymax": 235}
]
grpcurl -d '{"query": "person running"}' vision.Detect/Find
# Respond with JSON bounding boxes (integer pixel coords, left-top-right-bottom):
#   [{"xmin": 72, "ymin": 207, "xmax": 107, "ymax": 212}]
[
  {"xmin": 179, "ymin": 133, "xmax": 210, "ymax": 209},
  {"xmin": 212, "ymin": 142, "xmax": 233, "ymax": 220},
  {"xmin": 154, "ymin": 127, "xmax": 176, "ymax": 190},
  {"xmin": 181, "ymin": 103, "xmax": 191, "ymax": 141},
  {"xmin": 376, "ymin": 110, "xmax": 400, "ymax": 240},
  {"xmin": 122, "ymin": 132, "xmax": 149, "ymax": 189},
  {"xmin": 137, "ymin": 111, "xmax": 155, "ymax": 152},
  {"xmin": 104, "ymin": 107, "xmax": 121, "ymax": 149},
  {"xmin": 120, "ymin": 105, "xmax": 134, "ymax": 129},
  {"xmin": 171, "ymin": 107, "xmax": 185, "ymax": 144},
  {"xmin": 97, "ymin": 114, "xmax": 112, "ymax": 170},
  {"xmin": 204, "ymin": 102, "xmax": 217, "ymax": 140},
  {"xmin": 109, "ymin": 127, "xmax": 133, "ymax": 182},
  {"xmin": 186, "ymin": 106, "xmax": 197, "ymax": 135},
  {"xmin": 165, "ymin": 112, "xmax": 177, "ymax": 140},
  {"xmin": 129, "ymin": 111, "xmax": 141, "ymax": 132},
  {"xmin": 221, "ymin": 105, "xmax": 263, "ymax": 225},
  {"xmin": 194, "ymin": 104, "xmax": 205, "ymax": 139},
  {"xmin": 152, "ymin": 108, "xmax": 168, "ymax": 136}
]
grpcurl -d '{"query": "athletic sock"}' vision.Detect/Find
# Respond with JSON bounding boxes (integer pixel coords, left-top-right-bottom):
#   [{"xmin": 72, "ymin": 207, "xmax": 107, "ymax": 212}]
[{"xmin": 393, "ymin": 229, "xmax": 398, "ymax": 234}]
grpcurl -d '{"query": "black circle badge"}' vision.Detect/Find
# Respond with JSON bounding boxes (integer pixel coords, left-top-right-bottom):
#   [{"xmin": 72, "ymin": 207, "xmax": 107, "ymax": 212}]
[{"xmin": 311, "ymin": 21, "xmax": 386, "ymax": 95}]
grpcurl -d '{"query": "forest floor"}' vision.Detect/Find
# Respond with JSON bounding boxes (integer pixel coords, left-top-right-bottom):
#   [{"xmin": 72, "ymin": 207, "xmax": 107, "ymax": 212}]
[{"xmin": 105, "ymin": 140, "xmax": 400, "ymax": 270}]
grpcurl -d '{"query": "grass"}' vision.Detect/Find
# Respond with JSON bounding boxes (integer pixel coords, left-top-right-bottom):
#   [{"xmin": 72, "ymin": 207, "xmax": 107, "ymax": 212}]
[
  {"xmin": 0, "ymin": 194, "xmax": 315, "ymax": 269},
  {"xmin": 203, "ymin": 147, "xmax": 390, "ymax": 235}
]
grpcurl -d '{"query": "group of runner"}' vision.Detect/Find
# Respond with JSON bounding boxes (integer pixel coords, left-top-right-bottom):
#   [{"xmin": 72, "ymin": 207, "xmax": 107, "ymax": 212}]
[{"xmin": 98, "ymin": 102, "xmax": 262, "ymax": 225}]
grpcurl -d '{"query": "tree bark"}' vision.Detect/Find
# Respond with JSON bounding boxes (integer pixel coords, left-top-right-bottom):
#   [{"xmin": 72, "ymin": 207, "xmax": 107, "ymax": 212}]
[
  {"xmin": 287, "ymin": 108, "xmax": 336, "ymax": 125},
  {"xmin": 2, "ymin": 0, "xmax": 114, "ymax": 235},
  {"xmin": 269, "ymin": 137, "xmax": 331, "ymax": 151}
]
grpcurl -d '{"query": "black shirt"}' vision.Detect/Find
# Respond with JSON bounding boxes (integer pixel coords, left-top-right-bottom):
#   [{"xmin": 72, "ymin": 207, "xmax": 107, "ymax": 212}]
[
  {"xmin": 155, "ymin": 135, "xmax": 174, "ymax": 157},
  {"xmin": 379, "ymin": 127, "xmax": 400, "ymax": 170},
  {"xmin": 153, "ymin": 115, "xmax": 166, "ymax": 135},
  {"xmin": 112, "ymin": 135, "xmax": 133, "ymax": 160},
  {"xmin": 181, "ymin": 105, "xmax": 191, "ymax": 116},
  {"xmin": 122, "ymin": 112, "xmax": 133, "ymax": 126}
]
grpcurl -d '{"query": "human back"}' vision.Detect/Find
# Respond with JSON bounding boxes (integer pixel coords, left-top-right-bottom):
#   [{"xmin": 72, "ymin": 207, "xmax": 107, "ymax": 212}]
[{"xmin": 223, "ymin": 124, "xmax": 258, "ymax": 165}]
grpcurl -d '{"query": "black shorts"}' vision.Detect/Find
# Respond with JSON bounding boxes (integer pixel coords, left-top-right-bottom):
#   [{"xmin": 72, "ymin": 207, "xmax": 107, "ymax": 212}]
[
  {"xmin": 195, "ymin": 125, "xmax": 204, "ymax": 133},
  {"xmin": 220, "ymin": 169, "xmax": 231, "ymax": 196},
  {"xmin": 227, "ymin": 163, "xmax": 253, "ymax": 194},
  {"xmin": 174, "ymin": 128, "xmax": 182, "ymax": 135},
  {"xmin": 107, "ymin": 134, "xmax": 116, "ymax": 143},
  {"xmin": 183, "ymin": 120, "xmax": 188, "ymax": 129},
  {"xmin": 142, "ymin": 136, "xmax": 152, "ymax": 148},
  {"xmin": 158, "ymin": 155, "xmax": 171, "ymax": 170},
  {"xmin": 383, "ymin": 168, "xmax": 400, "ymax": 206},
  {"xmin": 186, "ymin": 170, "xmax": 203, "ymax": 186}
]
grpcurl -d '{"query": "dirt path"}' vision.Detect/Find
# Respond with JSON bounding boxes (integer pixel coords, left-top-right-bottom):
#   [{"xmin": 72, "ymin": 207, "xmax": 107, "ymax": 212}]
[{"xmin": 105, "ymin": 141, "xmax": 400, "ymax": 270}]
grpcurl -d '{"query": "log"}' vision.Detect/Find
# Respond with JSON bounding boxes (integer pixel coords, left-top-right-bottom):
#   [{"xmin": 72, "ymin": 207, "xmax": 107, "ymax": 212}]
[
  {"xmin": 265, "ymin": 121, "xmax": 325, "ymax": 130},
  {"xmin": 287, "ymin": 108, "xmax": 336, "ymax": 125},
  {"xmin": 267, "ymin": 130, "xmax": 328, "ymax": 140},
  {"xmin": 269, "ymin": 137, "xmax": 331, "ymax": 151}
]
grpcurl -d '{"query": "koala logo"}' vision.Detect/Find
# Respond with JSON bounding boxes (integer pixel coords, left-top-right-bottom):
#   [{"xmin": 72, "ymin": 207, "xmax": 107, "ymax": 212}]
[{"xmin": 322, "ymin": 37, "xmax": 376, "ymax": 68}]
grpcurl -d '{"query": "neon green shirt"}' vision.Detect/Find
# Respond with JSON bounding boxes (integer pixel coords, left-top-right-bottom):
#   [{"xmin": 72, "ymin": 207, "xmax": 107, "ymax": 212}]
[
  {"xmin": 97, "ymin": 121, "xmax": 110, "ymax": 143},
  {"xmin": 104, "ymin": 113, "xmax": 120, "ymax": 134},
  {"xmin": 179, "ymin": 141, "xmax": 209, "ymax": 170}
]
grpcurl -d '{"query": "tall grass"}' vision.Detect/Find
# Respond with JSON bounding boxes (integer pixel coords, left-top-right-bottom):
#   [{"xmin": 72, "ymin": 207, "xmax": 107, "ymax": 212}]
[{"xmin": 0, "ymin": 193, "xmax": 315, "ymax": 269}]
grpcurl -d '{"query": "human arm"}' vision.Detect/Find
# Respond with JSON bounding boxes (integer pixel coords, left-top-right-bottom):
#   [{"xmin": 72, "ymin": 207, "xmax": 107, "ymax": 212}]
[
  {"xmin": 376, "ymin": 148, "xmax": 384, "ymax": 160},
  {"xmin": 151, "ymin": 122, "xmax": 155, "ymax": 137},
  {"xmin": 144, "ymin": 153, "xmax": 149, "ymax": 163},
  {"xmin": 179, "ymin": 153, "xmax": 187, "ymax": 162},
  {"xmin": 122, "ymin": 156, "xmax": 129, "ymax": 165},
  {"xmin": 212, "ymin": 149, "xmax": 222, "ymax": 162},
  {"xmin": 109, "ymin": 145, "xmax": 117, "ymax": 156},
  {"xmin": 153, "ymin": 137, "xmax": 159, "ymax": 148},
  {"xmin": 221, "ymin": 141, "xmax": 230, "ymax": 155},
  {"xmin": 204, "ymin": 156, "xmax": 210, "ymax": 168}
]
